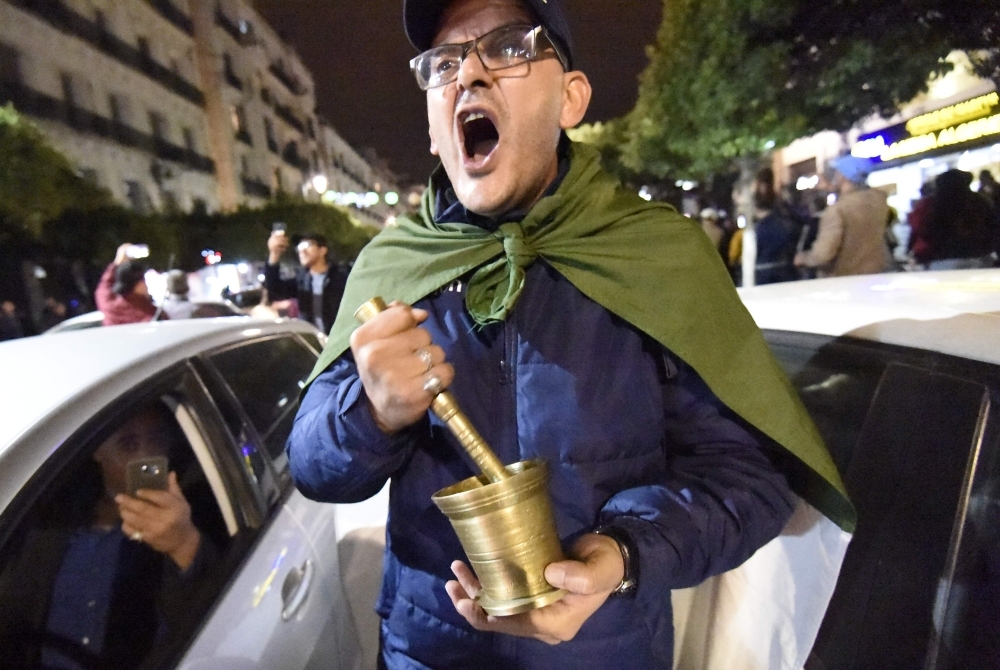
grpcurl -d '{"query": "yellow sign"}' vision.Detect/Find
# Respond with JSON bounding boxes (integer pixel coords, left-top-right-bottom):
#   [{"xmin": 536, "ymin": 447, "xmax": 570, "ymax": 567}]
[
  {"xmin": 905, "ymin": 92, "xmax": 999, "ymax": 136},
  {"xmin": 881, "ymin": 112, "xmax": 1000, "ymax": 162}
]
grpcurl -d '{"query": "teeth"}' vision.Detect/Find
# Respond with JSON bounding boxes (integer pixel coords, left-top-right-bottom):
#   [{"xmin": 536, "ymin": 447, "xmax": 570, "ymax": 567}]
[{"xmin": 465, "ymin": 113, "xmax": 485, "ymax": 122}]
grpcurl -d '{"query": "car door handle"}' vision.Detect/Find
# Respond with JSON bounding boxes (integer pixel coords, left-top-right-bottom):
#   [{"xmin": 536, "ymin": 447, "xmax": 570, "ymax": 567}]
[{"xmin": 280, "ymin": 558, "xmax": 315, "ymax": 622}]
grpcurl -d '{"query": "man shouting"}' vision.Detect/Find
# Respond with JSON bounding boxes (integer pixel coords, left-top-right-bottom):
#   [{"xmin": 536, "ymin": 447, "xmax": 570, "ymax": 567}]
[{"xmin": 287, "ymin": 1, "xmax": 853, "ymax": 667}]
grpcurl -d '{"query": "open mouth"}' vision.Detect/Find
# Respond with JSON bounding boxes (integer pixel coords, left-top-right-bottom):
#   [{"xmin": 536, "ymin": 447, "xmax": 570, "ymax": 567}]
[{"xmin": 461, "ymin": 112, "xmax": 500, "ymax": 164}]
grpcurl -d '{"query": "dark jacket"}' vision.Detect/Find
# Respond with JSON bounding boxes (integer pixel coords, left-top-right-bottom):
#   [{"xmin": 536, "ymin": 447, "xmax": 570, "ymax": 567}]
[
  {"xmin": 288, "ymin": 261, "xmax": 796, "ymax": 669},
  {"xmin": 262, "ymin": 262, "xmax": 346, "ymax": 333}
]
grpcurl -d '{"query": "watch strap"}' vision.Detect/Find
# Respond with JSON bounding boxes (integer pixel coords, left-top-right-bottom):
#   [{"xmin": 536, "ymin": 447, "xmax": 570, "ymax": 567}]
[{"xmin": 593, "ymin": 524, "xmax": 639, "ymax": 597}]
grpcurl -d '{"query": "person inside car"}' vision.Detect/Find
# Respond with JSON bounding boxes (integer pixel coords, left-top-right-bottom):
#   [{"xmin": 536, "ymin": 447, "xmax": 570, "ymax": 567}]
[
  {"xmin": 0, "ymin": 401, "xmax": 217, "ymax": 670},
  {"xmin": 287, "ymin": 1, "xmax": 851, "ymax": 667}
]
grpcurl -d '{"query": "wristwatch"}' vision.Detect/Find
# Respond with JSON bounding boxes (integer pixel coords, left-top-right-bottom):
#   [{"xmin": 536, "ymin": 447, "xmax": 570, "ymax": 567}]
[{"xmin": 593, "ymin": 525, "xmax": 639, "ymax": 597}]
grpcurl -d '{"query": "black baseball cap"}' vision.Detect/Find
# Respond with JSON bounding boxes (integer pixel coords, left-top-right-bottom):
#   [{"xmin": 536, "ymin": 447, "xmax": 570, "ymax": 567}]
[{"xmin": 404, "ymin": 0, "xmax": 575, "ymax": 71}]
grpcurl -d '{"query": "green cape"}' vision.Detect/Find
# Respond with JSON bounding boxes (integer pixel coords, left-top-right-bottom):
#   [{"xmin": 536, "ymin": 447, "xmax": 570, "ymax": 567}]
[{"xmin": 309, "ymin": 142, "xmax": 856, "ymax": 533}]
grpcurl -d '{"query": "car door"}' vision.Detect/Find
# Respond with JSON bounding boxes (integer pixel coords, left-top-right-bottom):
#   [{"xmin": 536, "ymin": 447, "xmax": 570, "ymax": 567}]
[
  {"xmin": 764, "ymin": 331, "xmax": 1000, "ymax": 670},
  {"xmin": 177, "ymin": 333, "xmax": 361, "ymax": 670},
  {"xmin": 0, "ymin": 365, "xmax": 258, "ymax": 670}
]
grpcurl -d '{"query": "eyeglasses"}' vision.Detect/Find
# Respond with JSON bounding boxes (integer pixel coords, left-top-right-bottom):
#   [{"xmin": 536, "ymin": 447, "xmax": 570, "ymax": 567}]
[
  {"xmin": 296, "ymin": 241, "xmax": 316, "ymax": 252},
  {"xmin": 409, "ymin": 24, "xmax": 569, "ymax": 91}
]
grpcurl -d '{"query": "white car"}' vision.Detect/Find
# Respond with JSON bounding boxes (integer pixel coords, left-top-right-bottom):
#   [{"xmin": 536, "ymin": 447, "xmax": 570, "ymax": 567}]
[
  {"xmin": 0, "ymin": 318, "xmax": 370, "ymax": 670},
  {"xmin": 672, "ymin": 269, "xmax": 1000, "ymax": 670}
]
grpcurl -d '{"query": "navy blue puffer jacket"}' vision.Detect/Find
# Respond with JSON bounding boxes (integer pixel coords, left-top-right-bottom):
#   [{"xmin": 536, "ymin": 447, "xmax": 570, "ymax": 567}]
[{"xmin": 288, "ymin": 260, "xmax": 795, "ymax": 669}]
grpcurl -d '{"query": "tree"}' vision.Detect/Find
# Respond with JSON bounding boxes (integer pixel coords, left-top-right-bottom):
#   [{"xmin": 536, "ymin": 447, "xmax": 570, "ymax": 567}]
[
  {"xmin": 599, "ymin": 0, "xmax": 999, "ymax": 179},
  {"xmin": 0, "ymin": 104, "xmax": 111, "ymax": 238}
]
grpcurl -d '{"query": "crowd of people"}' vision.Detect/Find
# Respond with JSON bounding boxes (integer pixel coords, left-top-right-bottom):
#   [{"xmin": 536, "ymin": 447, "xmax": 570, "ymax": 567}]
[{"xmin": 697, "ymin": 161, "xmax": 1000, "ymax": 287}]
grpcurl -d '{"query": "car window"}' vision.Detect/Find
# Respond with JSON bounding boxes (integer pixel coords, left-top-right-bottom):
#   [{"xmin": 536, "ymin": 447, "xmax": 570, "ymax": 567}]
[
  {"xmin": 767, "ymin": 332, "xmax": 996, "ymax": 670},
  {"xmin": 928, "ymin": 391, "xmax": 1000, "ymax": 670},
  {"xmin": 0, "ymin": 392, "xmax": 238, "ymax": 670},
  {"xmin": 766, "ymin": 331, "xmax": 887, "ymax": 474},
  {"xmin": 208, "ymin": 336, "xmax": 317, "ymax": 474}
]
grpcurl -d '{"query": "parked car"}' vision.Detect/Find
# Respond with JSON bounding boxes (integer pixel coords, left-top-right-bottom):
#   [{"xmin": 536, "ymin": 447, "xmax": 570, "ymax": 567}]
[
  {"xmin": 0, "ymin": 318, "xmax": 365, "ymax": 670},
  {"xmin": 725, "ymin": 269, "xmax": 1000, "ymax": 670},
  {"xmin": 44, "ymin": 301, "xmax": 246, "ymax": 334}
]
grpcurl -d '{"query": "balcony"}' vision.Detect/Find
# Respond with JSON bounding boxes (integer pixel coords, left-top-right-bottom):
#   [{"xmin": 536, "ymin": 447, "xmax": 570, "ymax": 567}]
[
  {"xmin": 0, "ymin": 81, "xmax": 215, "ymax": 174},
  {"xmin": 10, "ymin": 0, "xmax": 204, "ymax": 105},
  {"xmin": 241, "ymin": 176, "xmax": 272, "ymax": 199},
  {"xmin": 281, "ymin": 142, "xmax": 309, "ymax": 173},
  {"xmin": 224, "ymin": 66, "xmax": 243, "ymax": 91},
  {"xmin": 215, "ymin": 7, "xmax": 254, "ymax": 46},
  {"xmin": 147, "ymin": 0, "xmax": 193, "ymax": 35},
  {"xmin": 268, "ymin": 61, "xmax": 306, "ymax": 96},
  {"xmin": 273, "ymin": 102, "xmax": 305, "ymax": 133}
]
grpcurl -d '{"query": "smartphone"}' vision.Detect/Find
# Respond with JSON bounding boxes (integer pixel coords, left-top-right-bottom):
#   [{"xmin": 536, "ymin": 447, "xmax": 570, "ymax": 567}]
[
  {"xmin": 125, "ymin": 456, "xmax": 169, "ymax": 496},
  {"xmin": 272, "ymin": 222, "xmax": 287, "ymax": 234},
  {"xmin": 126, "ymin": 244, "xmax": 150, "ymax": 259}
]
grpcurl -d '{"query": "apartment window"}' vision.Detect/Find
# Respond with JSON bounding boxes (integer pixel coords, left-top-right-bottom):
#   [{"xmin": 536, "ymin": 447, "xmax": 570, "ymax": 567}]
[
  {"xmin": 240, "ymin": 155, "xmax": 250, "ymax": 176},
  {"xmin": 183, "ymin": 127, "xmax": 196, "ymax": 153},
  {"xmin": 161, "ymin": 190, "xmax": 180, "ymax": 213},
  {"xmin": 230, "ymin": 104, "xmax": 248, "ymax": 133},
  {"xmin": 60, "ymin": 73, "xmax": 76, "ymax": 107},
  {"xmin": 137, "ymin": 37, "xmax": 151, "ymax": 62},
  {"xmin": 125, "ymin": 181, "xmax": 152, "ymax": 214},
  {"xmin": 94, "ymin": 9, "xmax": 106, "ymax": 34},
  {"xmin": 307, "ymin": 118, "xmax": 315, "ymax": 139},
  {"xmin": 149, "ymin": 111, "xmax": 168, "ymax": 141},
  {"xmin": 264, "ymin": 117, "xmax": 277, "ymax": 151},
  {"xmin": 0, "ymin": 44, "xmax": 21, "ymax": 85},
  {"xmin": 108, "ymin": 94, "xmax": 125, "ymax": 124}
]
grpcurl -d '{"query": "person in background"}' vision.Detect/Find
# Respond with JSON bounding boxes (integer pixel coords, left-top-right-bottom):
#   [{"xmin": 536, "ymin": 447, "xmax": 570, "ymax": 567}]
[
  {"xmin": 0, "ymin": 300, "xmax": 23, "ymax": 341},
  {"xmin": 794, "ymin": 155, "xmax": 892, "ymax": 277},
  {"xmin": 699, "ymin": 207, "xmax": 725, "ymax": 254},
  {"xmin": 161, "ymin": 270, "xmax": 199, "ymax": 320},
  {"xmin": 908, "ymin": 169, "xmax": 997, "ymax": 270},
  {"xmin": 39, "ymin": 297, "xmax": 68, "ymax": 332},
  {"xmin": 979, "ymin": 169, "xmax": 1000, "ymax": 211},
  {"xmin": 264, "ymin": 231, "xmax": 346, "ymax": 334},
  {"xmin": 96, "ymin": 244, "xmax": 163, "ymax": 326},
  {"xmin": 753, "ymin": 168, "xmax": 798, "ymax": 284}
]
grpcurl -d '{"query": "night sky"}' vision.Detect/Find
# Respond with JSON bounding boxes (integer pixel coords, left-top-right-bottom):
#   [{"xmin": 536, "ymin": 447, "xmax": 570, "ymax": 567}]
[{"xmin": 256, "ymin": 1, "xmax": 663, "ymax": 185}]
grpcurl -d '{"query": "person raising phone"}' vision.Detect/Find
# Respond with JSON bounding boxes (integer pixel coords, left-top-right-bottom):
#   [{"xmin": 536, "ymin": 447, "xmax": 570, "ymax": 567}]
[
  {"xmin": 95, "ymin": 243, "xmax": 166, "ymax": 326},
  {"xmin": 263, "ymin": 227, "xmax": 346, "ymax": 334}
]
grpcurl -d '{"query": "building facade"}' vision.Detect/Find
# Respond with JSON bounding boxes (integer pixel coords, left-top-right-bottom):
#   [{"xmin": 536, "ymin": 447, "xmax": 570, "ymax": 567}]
[{"xmin": 0, "ymin": 0, "xmax": 400, "ymax": 224}]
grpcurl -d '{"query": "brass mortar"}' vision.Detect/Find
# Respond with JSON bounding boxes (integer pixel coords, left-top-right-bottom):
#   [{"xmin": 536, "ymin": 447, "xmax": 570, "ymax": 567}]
[{"xmin": 355, "ymin": 297, "xmax": 566, "ymax": 616}]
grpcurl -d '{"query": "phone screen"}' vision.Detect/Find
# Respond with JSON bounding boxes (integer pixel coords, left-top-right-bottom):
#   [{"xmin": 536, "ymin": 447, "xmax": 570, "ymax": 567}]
[
  {"xmin": 272, "ymin": 222, "xmax": 287, "ymax": 233},
  {"xmin": 125, "ymin": 457, "xmax": 169, "ymax": 496}
]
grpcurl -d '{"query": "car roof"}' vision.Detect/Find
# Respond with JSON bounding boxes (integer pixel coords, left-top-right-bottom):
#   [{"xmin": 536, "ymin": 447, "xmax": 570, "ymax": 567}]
[
  {"xmin": 739, "ymin": 269, "xmax": 1000, "ymax": 365},
  {"xmin": 0, "ymin": 318, "xmax": 318, "ymax": 457}
]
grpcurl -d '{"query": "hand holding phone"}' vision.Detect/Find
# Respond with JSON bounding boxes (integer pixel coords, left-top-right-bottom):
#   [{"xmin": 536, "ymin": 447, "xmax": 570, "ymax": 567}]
[
  {"xmin": 125, "ymin": 456, "xmax": 169, "ymax": 497},
  {"xmin": 125, "ymin": 244, "xmax": 150, "ymax": 260}
]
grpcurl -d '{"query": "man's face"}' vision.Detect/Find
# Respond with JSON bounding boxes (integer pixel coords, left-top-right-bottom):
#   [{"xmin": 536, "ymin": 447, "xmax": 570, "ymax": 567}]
[
  {"xmin": 297, "ymin": 240, "xmax": 326, "ymax": 270},
  {"xmin": 92, "ymin": 409, "xmax": 171, "ymax": 497},
  {"xmin": 426, "ymin": 0, "xmax": 570, "ymax": 218}
]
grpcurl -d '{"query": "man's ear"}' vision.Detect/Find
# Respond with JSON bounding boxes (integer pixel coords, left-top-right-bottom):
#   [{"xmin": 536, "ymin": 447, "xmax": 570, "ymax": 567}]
[
  {"xmin": 559, "ymin": 71, "xmax": 592, "ymax": 130},
  {"xmin": 429, "ymin": 127, "xmax": 439, "ymax": 156}
]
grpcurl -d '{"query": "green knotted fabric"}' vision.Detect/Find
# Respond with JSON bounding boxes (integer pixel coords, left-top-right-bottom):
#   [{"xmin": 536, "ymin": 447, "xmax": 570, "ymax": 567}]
[{"xmin": 307, "ymin": 142, "xmax": 856, "ymax": 533}]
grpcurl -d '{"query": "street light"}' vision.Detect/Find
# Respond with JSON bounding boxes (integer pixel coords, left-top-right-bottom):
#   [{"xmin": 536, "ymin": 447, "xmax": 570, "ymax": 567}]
[
  {"xmin": 385, "ymin": 191, "xmax": 400, "ymax": 206},
  {"xmin": 311, "ymin": 174, "xmax": 329, "ymax": 194}
]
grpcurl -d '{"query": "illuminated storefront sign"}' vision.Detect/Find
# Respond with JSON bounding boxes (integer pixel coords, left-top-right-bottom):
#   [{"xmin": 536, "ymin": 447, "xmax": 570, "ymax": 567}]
[{"xmin": 853, "ymin": 91, "xmax": 1000, "ymax": 164}]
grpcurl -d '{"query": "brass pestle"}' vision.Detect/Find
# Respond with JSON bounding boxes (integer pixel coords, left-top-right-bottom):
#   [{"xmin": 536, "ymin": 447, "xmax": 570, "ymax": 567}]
[
  {"xmin": 354, "ymin": 297, "xmax": 509, "ymax": 484},
  {"xmin": 354, "ymin": 296, "xmax": 566, "ymax": 616}
]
